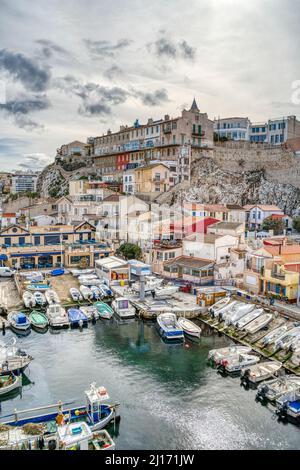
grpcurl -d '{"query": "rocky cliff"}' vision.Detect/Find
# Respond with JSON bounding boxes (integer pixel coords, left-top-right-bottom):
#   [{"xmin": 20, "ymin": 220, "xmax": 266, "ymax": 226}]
[{"xmin": 37, "ymin": 164, "xmax": 69, "ymax": 198}]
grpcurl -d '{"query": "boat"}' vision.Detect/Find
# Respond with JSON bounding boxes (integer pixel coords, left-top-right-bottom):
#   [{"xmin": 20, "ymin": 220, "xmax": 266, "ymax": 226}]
[
  {"xmin": 89, "ymin": 429, "xmax": 115, "ymax": 450},
  {"xmin": 71, "ymin": 269, "xmax": 95, "ymax": 277},
  {"xmin": 225, "ymin": 303, "xmax": 255, "ymax": 326},
  {"xmin": 0, "ymin": 338, "xmax": 33, "ymax": 376},
  {"xmin": 1, "ymin": 383, "xmax": 120, "ymax": 434},
  {"xmin": 256, "ymin": 375, "xmax": 300, "ymax": 402},
  {"xmin": 27, "ymin": 283, "xmax": 51, "ymax": 291},
  {"xmin": 208, "ymin": 345, "xmax": 252, "ymax": 365},
  {"xmin": 80, "ymin": 306, "xmax": 99, "ymax": 321},
  {"xmin": 0, "ymin": 373, "xmax": 21, "ymax": 397},
  {"xmin": 70, "ymin": 288, "xmax": 83, "ymax": 302},
  {"xmin": 156, "ymin": 313, "xmax": 184, "ymax": 341},
  {"xmin": 51, "ymin": 268, "xmax": 65, "ymax": 276},
  {"xmin": 218, "ymin": 301, "xmax": 242, "ymax": 321},
  {"xmin": 177, "ymin": 317, "xmax": 201, "ymax": 339},
  {"xmin": 45, "ymin": 289, "xmax": 60, "ymax": 305},
  {"xmin": 111, "ymin": 297, "xmax": 136, "ymax": 319},
  {"xmin": 90, "ymin": 286, "xmax": 100, "ymax": 300},
  {"xmin": 220, "ymin": 353, "xmax": 260, "ymax": 373},
  {"xmin": 94, "ymin": 302, "xmax": 114, "ymax": 320},
  {"xmin": 46, "ymin": 304, "xmax": 69, "ymax": 328},
  {"xmin": 7, "ymin": 312, "xmax": 31, "ymax": 334},
  {"xmin": 79, "ymin": 285, "xmax": 93, "ymax": 300},
  {"xmin": 68, "ymin": 308, "xmax": 88, "ymax": 328},
  {"xmin": 80, "ymin": 279, "xmax": 103, "ymax": 287},
  {"xmin": 132, "ymin": 276, "xmax": 163, "ymax": 294},
  {"xmin": 243, "ymin": 313, "xmax": 273, "ymax": 335},
  {"xmin": 28, "ymin": 311, "xmax": 49, "ymax": 331},
  {"xmin": 33, "ymin": 291, "xmax": 47, "ymax": 306},
  {"xmin": 240, "ymin": 361, "xmax": 282, "ymax": 384},
  {"xmin": 261, "ymin": 325, "xmax": 288, "ymax": 347},
  {"xmin": 57, "ymin": 422, "xmax": 116, "ymax": 451},
  {"xmin": 99, "ymin": 284, "xmax": 112, "ymax": 297},
  {"xmin": 236, "ymin": 308, "xmax": 264, "ymax": 329},
  {"xmin": 273, "ymin": 327, "xmax": 300, "ymax": 351},
  {"xmin": 22, "ymin": 291, "xmax": 36, "ymax": 309},
  {"xmin": 276, "ymin": 387, "xmax": 300, "ymax": 421},
  {"xmin": 291, "ymin": 347, "xmax": 300, "ymax": 366},
  {"xmin": 154, "ymin": 284, "xmax": 179, "ymax": 299},
  {"xmin": 209, "ymin": 296, "xmax": 232, "ymax": 317}
]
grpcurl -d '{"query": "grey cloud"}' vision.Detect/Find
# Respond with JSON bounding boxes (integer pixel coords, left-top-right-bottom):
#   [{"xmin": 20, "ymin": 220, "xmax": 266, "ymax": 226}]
[
  {"xmin": 103, "ymin": 65, "xmax": 123, "ymax": 80},
  {"xmin": 153, "ymin": 38, "xmax": 177, "ymax": 58},
  {"xmin": 0, "ymin": 49, "xmax": 51, "ymax": 91},
  {"xmin": 0, "ymin": 93, "xmax": 50, "ymax": 130},
  {"xmin": 133, "ymin": 88, "xmax": 169, "ymax": 106},
  {"xmin": 179, "ymin": 40, "xmax": 196, "ymax": 60},
  {"xmin": 149, "ymin": 37, "xmax": 196, "ymax": 61},
  {"xmin": 17, "ymin": 153, "xmax": 52, "ymax": 169},
  {"xmin": 83, "ymin": 39, "xmax": 132, "ymax": 58},
  {"xmin": 35, "ymin": 39, "xmax": 69, "ymax": 59}
]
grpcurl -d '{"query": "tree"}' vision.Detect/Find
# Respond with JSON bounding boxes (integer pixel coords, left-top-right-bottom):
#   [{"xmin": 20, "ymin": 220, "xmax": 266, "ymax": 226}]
[
  {"xmin": 117, "ymin": 243, "xmax": 142, "ymax": 260},
  {"xmin": 293, "ymin": 216, "xmax": 300, "ymax": 233},
  {"xmin": 262, "ymin": 216, "xmax": 285, "ymax": 235}
]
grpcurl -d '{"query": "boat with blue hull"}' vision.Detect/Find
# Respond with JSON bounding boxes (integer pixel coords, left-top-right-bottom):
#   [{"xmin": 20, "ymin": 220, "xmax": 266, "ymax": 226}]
[
  {"xmin": 157, "ymin": 313, "xmax": 184, "ymax": 341},
  {"xmin": 68, "ymin": 308, "xmax": 88, "ymax": 328},
  {"xmin": 1, "ymin": 383, "xmax": 120, "ymax": 432}
]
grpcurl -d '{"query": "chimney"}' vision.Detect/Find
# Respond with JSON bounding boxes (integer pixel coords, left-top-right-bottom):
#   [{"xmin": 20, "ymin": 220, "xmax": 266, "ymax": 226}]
[{"xmin": 164, "ymin": 115, "xmax": 170, "ymax": 121}]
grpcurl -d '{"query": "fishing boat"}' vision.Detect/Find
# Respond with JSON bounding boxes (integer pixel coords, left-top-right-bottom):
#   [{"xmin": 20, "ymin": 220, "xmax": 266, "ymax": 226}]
[
  {"xmin": 154, "ymin": 284, "xmax": 179, "ymax": 299},
  {"xmin": 45, "ymin": 289, "xmax": 60, "ymax": 305},
  {"xmin": 68, "ymin": 308, "xmax": 88, "ymax": 328},
  {"xmin": 218, "ymin": 301, "xmax": 242, "ymax": 321},
  {"xmin": 177, "ymin": 317, "xmax": 201, "ymax": 339},
  {"xmin": 240, "ymin": 361, "xmax": 282, "ymax": 384},
  {"xmin": 208, "ymin": 345, "xmax": 252, "ymax": 364},
  {"xmin": 80, "ymin": 285, "xmax": 93, "ymax": 300},
  {"xmin": 0, "ymin": 338, "xmax": 33, "ymax": 376},
  {"xmin": 225, "ymin": 303, "xmax": 255, "ymax": 326},
  {"xmin": 220, "ymin": 353, "xmax": 260, "ymax": 373},
  {"xmin": 94, "ymin": 302, "xmax": 114, "ymax": 320},
  {"xmin": 273, "ymin": 327, "xmax": 300, "ymax": 351},
  {"xmin": 70, "ymin": 288, "xmax": 83, "ymax": 302},
  {"xmin": 0, "ymin": 373, "xmax": 21, "ymax": 397},
  {"xmin": 112, "ymin": 297, "xmax": 136, "ymax": 319},
  {"xmin": 46, "ymin": 304, "xmax": 69, "ymax": 328},
  {"xmin": 7, "ymin": 312, "xmax": 31, "ymax": 334},
  {"xmin": 33, "ymin": 291, "xmax": 47, "ymax": 307},
  {"xmin": 57, "ymin": 422, "xmax": 116, "ymax": 450},
  {"xmin": 236, "ymin": 308, "xmax": 264, "ymax": 329},
  {"xmin": 209, "ymin": 296, "xmax": 232, "ymax": 317},
  {"xmin": 90, "ymin": 286, "xmax": 101, "ymax": 300},
  {"xmin": 156, "ymin": 313, "xmax": 184, "ymax": 341},
  {"xmin": 0, "ymin": 383, "xmax": 120, "ymax": 434},
  {"xmin": 89, "ymin": 429, "xmax": 115, "ymax": 450},
  {"xmin": 28, "ymin": 311, "xmax": 48, "ymax": 331},
  {"xmin": 80, "ymin": 306, "xmax": 99, "ymax": 321},
  {"xmin": 261, "ymin": 324, "xmax": 288, "ymax": 347},
  {"xmin": 256, "ymin": 375, "xmax": 300, "ymax": 402},
  {"xmin": 51, "ymin": 268, "xmax": 65, "ymax": 276},
  {"xmin": 243, "ymin": 313, "xmax": 273, "ymax": 335},
  {"xmin": 22, "ymin": 291, "xmax": 36, "ymax": 308}
]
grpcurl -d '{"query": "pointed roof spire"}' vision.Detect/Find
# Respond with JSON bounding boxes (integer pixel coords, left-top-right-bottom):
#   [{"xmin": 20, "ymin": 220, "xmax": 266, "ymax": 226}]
[{"xmin": 190, "ymin": 97, "xmax": 199, "ymax": 113}]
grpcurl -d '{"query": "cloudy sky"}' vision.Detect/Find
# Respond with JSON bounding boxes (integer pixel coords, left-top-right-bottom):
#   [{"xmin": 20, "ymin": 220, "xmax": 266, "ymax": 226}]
[{"xmin": 0, "ymin": 0, "xmax": 299, "ymax": 171}]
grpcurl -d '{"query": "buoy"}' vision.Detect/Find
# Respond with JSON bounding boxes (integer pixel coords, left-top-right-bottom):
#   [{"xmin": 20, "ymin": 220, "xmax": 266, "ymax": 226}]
[{"xmin": 185, "ymin": 343, "xmax": 190, "ymax": 349}]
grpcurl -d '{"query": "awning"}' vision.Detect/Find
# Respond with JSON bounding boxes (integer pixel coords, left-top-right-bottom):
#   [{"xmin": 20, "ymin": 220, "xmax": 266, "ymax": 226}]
[{"xmin": 0, "ymin": 254, "xmax": 8, "ymax": 260}]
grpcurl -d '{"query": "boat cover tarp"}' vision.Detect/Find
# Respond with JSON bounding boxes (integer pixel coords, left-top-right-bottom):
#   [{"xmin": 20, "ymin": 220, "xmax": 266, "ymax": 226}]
[
  {"xmin": 68, "ymin": 309, "xmax": 87, "ymax": 323},
  {"xmin": 16, "ymin": 313, "xmax": 27, "ymax": 325}
]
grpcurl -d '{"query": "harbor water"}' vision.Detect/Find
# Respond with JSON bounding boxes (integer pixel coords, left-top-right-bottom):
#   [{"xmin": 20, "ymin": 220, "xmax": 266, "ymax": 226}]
[{"xmin": 1, "ymin": 319, "xmax": 300, "ymax": 450}]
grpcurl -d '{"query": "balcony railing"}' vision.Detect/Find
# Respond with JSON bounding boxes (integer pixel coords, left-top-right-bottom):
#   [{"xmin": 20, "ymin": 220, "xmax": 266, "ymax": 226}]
[{"xmin": 271, "ymin": 271, "xmax": 286, "ymax": 280}]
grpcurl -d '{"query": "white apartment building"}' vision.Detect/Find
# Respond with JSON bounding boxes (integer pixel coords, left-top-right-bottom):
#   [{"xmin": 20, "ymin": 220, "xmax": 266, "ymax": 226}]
[
  {"xmin": 214, "ymin": 117, "xmax": 251, "ymax": 141},
  {"xmin": 244, "ymin": 204, "xmax": 284, "ymax": 230},
  {"xmin": 183, "ymin": 233, "xmax": 239, "ymax": 264},
  {"xmin": 11, "ymin": 173, "xmax": 39, "ymax": 194},
  {"xmin": 123, "ymin": 169, "xmax": 135, "ymax": 194}
]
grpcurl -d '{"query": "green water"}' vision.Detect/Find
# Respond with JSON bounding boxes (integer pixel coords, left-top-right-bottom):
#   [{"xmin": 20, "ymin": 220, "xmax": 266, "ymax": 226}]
[{"xmin": 1, "ymin": 319, "xmax": 299, "ymax": 450}]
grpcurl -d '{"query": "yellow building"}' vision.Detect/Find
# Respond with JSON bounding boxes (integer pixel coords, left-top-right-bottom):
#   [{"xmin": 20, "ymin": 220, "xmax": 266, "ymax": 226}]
[
  {"xmin": 135, "ymin": 163, "xmax": 170, "ymax": 201},
  {"xmin": 263, "ymin": 261, "xmax": 299, "ymax": 302}
]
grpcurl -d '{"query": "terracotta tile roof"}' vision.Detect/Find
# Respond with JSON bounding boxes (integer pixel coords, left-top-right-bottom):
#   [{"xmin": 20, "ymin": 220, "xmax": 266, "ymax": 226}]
[
  {"xmin": 264, "ymin": 245, "xmax": 300, "ymax": 256},
  {"xmin": 2, "ymin": 213, "xmax": 16, "ymax": 217}
]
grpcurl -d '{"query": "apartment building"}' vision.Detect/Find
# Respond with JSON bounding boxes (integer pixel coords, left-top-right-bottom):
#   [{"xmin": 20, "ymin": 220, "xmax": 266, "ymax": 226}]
[
  {"xmin": 135, "ymin": 163, "xmax": 171, "ymax": 201},
  {"xmin": 244, "ymin": 204, "xmax": 284, "ymax": 231},
  {"xmin": 11, "ymin": 173, "xmax": 39, "ymax": 194},
  {"xmin": 56, "ymin": 140, "xmax": 89, "ymax": 163},
  {"xmin": 214, "ymin": 117, "xmax": 251, "ymax": 141}
]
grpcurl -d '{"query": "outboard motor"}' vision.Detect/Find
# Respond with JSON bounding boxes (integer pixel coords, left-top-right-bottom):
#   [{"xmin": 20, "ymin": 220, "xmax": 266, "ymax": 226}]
[
  {"xmin": 16, "ymin": 348, "xmax": 27, "ymax": 357},
  {"xmin": 241, "ymin": 368, "xmax": 251, "ymax": 386},
  {"xmin": 256, "ymin": 384, "xmax": 269, "ymax": 403},
  {"xmin": 276, "ymin": 401, "xmax": 289, "ymax": 421}
]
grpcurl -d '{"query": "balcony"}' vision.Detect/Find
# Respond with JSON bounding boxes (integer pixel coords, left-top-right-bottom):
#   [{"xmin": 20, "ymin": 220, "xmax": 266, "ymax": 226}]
[
  {"xmin": 271, "ymin": 271, "xmax": 286, "ymax": 280},
  {"xmin": 163, "ymin": 127, "xmax": 172, "ymax": 134}
]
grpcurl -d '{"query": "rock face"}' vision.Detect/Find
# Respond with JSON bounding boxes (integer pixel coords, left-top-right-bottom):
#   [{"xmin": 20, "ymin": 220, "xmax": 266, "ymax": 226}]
[
  {"xmin": 158, "ymin": 157, "xmax": 300, "ymax": 215},
  {"xmin": 37, "ymin": 164, "xmax": 69, "ymax": 198}
]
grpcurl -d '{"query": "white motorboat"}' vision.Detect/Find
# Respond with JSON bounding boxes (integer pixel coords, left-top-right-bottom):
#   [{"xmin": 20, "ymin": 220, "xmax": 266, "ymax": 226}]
[
  {"xmin": 71, "ymin": 269, "xmax": 95, "ymax": 277},
  {"xmin": 220, "ymin": 353, "xmax": 260, "ymax": 373},
  {"xmin": 81, "ymin": 278, "xmax": 103, "ymax": 287},
  {"xmin": 78, "ymin": 274, "xmax": 98, "ymax": 282},
  {"xmin": 209, "ymin": 296, "xmax": 232, "ymax": 317},
  {"xmin": 262, "ymin": 325, "xmax": 288, "ymax": 347},
  {"xmin": 132, "ymin": 276, "xmax": 163, "ymax": 294},
  {"xmin": 208, "ymin": 345, "xmax": 252, "ymax": 365},
  {"xmin": 70, "ymin": 288, "xmax": 83, "ymax": 302},
  {"xmin": 240, "ymin": 361, "xmax": 282, "ymax": 384},
  {"xmin": 45, "ymin": 289, "xmax": 60, "ymax": 305},
  {"xmin": 290, "ymin": 347, "xmax": 300, "ymax": 367},
  {"xmin": 0, "ymin": 373, "xmax": 21, "ymax": 396},
  {"xmin": 177, "ymin": 317, "xmax": 201, "ymax": 339},
  {"xmin": 243, "ymin": 313, "xmax": 273, "ymax": 335},
  {"xmin": 80, "ymin": 306, "xmax": 99, "ymax": 321},
  {"xmin": 33, "ymin": 291, "xmax": 46, "ymax": 306},
  {"xmin": 90, "ymin": 286, "xmax": 101, "ymax": 300},
  {"xmin": 218, "ymin": 301, "xmax": 242, "ymax": 321},
  {"xmin": 112, "ymin": 297, "xmax": 136, "ymax": 319},
  {"xmin": 157, "ymin": 313, "xmax": 184, "ymax": 341},
  {"xmin": 22, "ymin": 291, "xmax": 36, "ymax": 309},
  {"xmin": 7, "ymin": 312, "xmax": 31, "ymax": 334},
  {"xmin": 236, "ymin": 308, "xmax": 264, "ymax": 329},
  {"xmin": 0, "ymin": 338, "xmax": 33, "ymax": 375},
  {"xmin": 257, "ymin": 375, "xmax": 300, "ymax": 402},
  {"xmin": 46, "ymin": 304, "xmax": 69, "ymax": 328},
  {"xmin": 274, "ymin": 327, "xmax": 300, "ymax": 351},
  {"xmin": 225, "ymin": 303, "xmax": 255, "ymax": 326},
  {"xmin": 154, "ymin": 284, "xmax": 179, "ymax": 299},
  {"xmin": 80, "ymin": 285, "xmax": 93, "ymax": 300}
]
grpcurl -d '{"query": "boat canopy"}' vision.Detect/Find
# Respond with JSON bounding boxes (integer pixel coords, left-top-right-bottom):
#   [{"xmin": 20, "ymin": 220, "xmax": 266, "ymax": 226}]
[{"xmin": 85, "ymin": 383, "xmax": 109, "ymax": 405}]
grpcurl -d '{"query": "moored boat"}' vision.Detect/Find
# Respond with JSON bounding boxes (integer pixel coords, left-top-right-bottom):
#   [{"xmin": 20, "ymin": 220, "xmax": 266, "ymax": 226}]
[
  {"xmin": 90, "ymin": 286, "xmax": 101, "ymax": 300},
  {"xmin": 7, "ymin": 312, "xmax": 31, "ymax": 334},
  {"xmin": 273, "ymin": 327, "xmax": 300, "ymax": 351},
  {"xmin": 45, "ymin": 289, "xmax": 60, "ymax": 305},
  {"xmin": 28, "ymin": 311, "xmax": 49, "ymax": 331},
  {"xmin": 243, "ymin": 313, "xmax": 273, "ymax": 335},
  {"xmin": 46, "ymin": 304, "xmax": 69, "ymax": 328},
  {"xmin": 276, "ymin": 387, "xmax": 300, "ymax": 421},
  {"xmin": 156, "ymin": 313, "xmax": 184, "ymax": 341},
  {"xmin": 261, "ymin": 324, "xmax": 288, "ymax": 347},
  {"xmin": 111, "ymin": 297, "xmax": 135, "ymax": 319},
  {"xmin": 68, "ymin": 308, "xmax": 88, "ymax": 328},
  {"xmin": 220, "ymin": 353, "xmax": 260, "ymax": 373},
  {"xmin": 94, "ymin": 302, "xmax": 114, "ymax": 320},
  {"xmin": 236, "ymin": 308, "xmax": 264, "ymax": 329},
  {"xmin": 256, "ymin": 375, "xmax": 300, "ymax": 402},
  {"xmin": 51, "ymin": 268, "xmax": 65, "ymax": 276},
  {"xmin": 208, "ymin": 345, "xmax": 252, "ymax": 364},
  {"xmin": 22, "ymin": 291, "xmax": 36, "ymax": 308},
  {"xmin": 218, "ymin": 301, "xmax": 242, "ymax": 321},
  {"xmin": 241, "ymin": 361, "xmax": 282, "ymax": 384},
  {"xmin": 154, "ymin": 284, "xmax": 179, "ymax": 299},
  {"xmin": 209, "ymin": 296, "xmax": 232, "ymax": 317},
  {"xmin": 80, "ymin": 306, "xmax": 99, "ymax": 321},
  {"xmin": 33, "ymin": 291, "xmax": 47, "ymax": 306},
  {"xmin": 70, "ymin": 288, "xmax": 83, "ymax": 302},
  {"xmin": 177, "ymin": 317, "xmax": 201, "ymax": 338},
  {"xmin": 0, "ymin": 338, "xmax": 33, "ymax": 376},
  {"xmin": 80, "ymin": 285, "xmax": 93, "ymax": 300},
  {"xmin": 225, "ymin": 303, "xmax": 255, "ymax": 326},
  {"xmin": 0, "ymin": 373, "xmax": 21, "ymax": 397}
]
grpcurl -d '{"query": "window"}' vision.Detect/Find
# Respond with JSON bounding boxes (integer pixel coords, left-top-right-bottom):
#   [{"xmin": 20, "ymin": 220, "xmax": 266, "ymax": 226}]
[
  {"xmin": 34, "ymin": 236, "xmax": 40, "ymax": 245},
  {"xmin": 4, "ymin": 237, "xmax": 11, "ymax": 246},
  {"xmin": 19, "ymin": 237, "xmax": 25, "ymax": 245}
]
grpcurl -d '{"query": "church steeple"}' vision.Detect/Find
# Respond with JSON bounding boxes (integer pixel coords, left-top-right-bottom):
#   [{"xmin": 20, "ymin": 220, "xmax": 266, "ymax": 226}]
[{"xmin": 190, "ymin": 97, "xmax": 199, "ymax": 113}]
